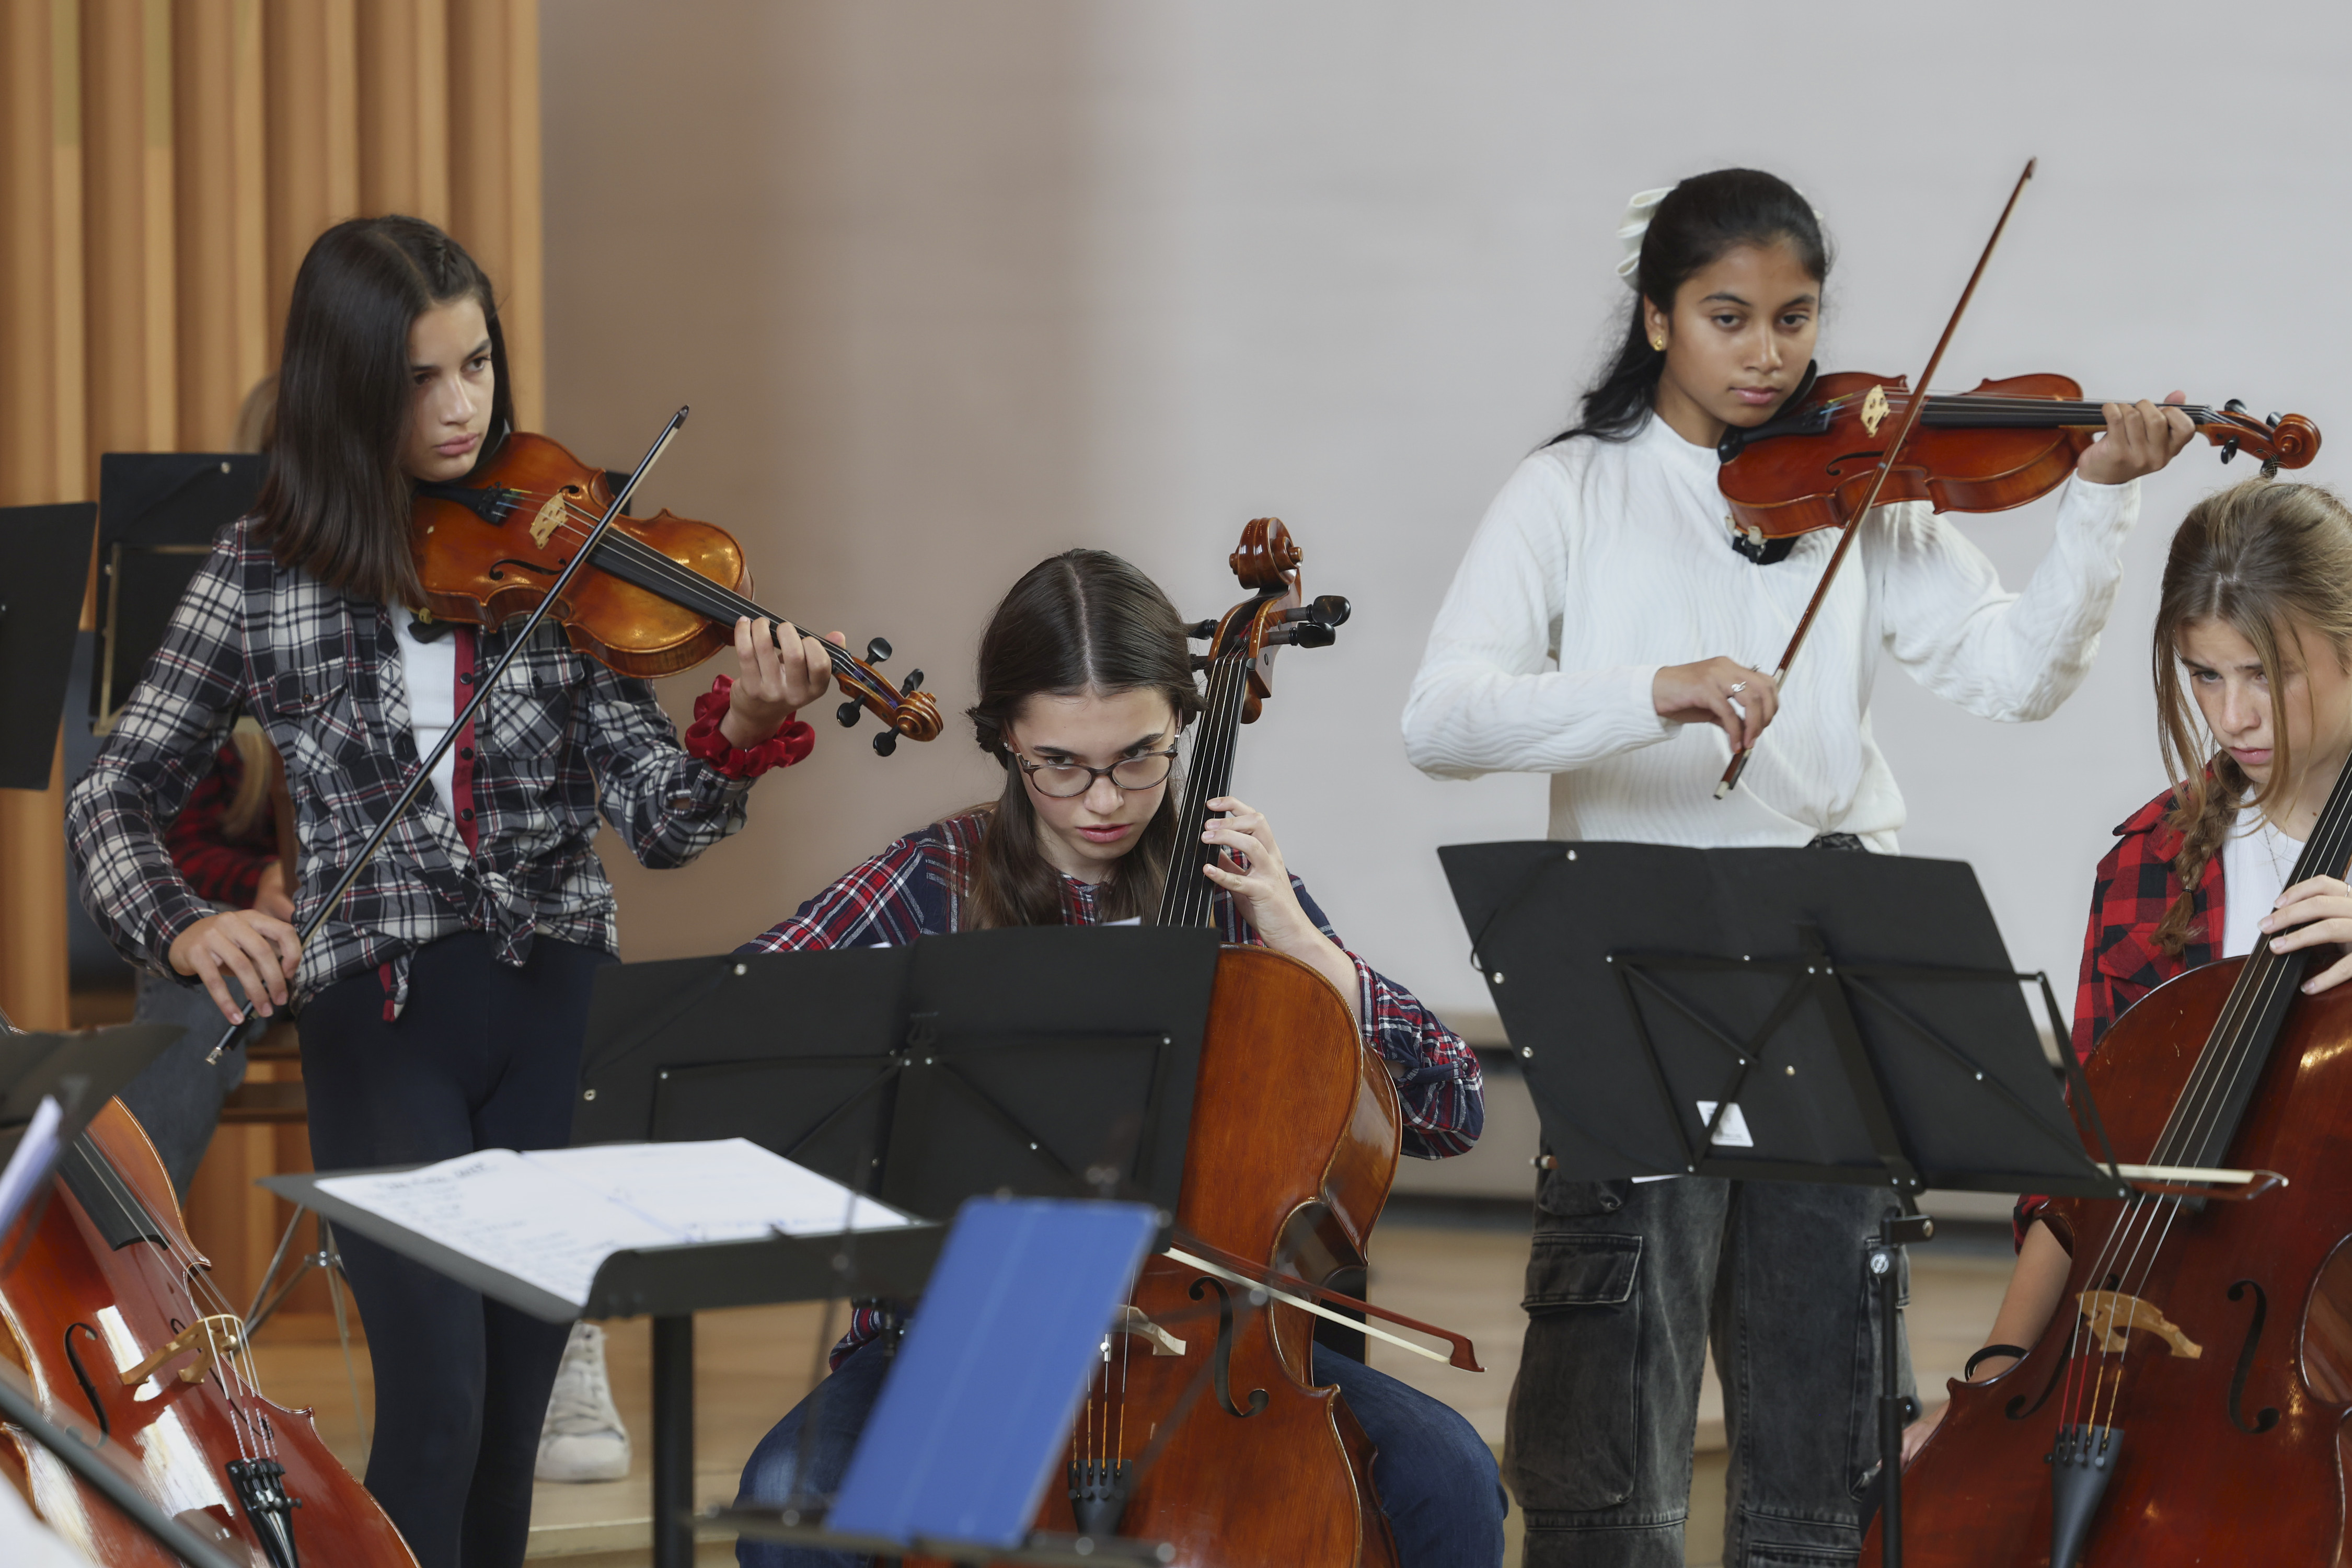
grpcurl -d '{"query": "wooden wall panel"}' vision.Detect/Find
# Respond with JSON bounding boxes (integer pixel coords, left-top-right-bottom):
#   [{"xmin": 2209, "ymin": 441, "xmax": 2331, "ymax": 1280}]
[{"xmin": 0, "ymin": 0, "xmax": 544, "ymax": 1030}]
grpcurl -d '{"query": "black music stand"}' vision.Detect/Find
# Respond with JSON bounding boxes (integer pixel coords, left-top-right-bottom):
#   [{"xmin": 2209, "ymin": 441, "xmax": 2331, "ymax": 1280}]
[
  {"xmin": 0, "ymin": 502, "xmax": 97, "ymax": 789},
  {"xmin": 89, "ymin": 453, "xmax": 265, "ymax": 733},
  {"xmin": 1440, "ymin": 841, "xmax": 2130, "ymax": 1568},
  {"xmin": 573, "ymin": 924, "xmax": 1221, "ymax": 1567}
]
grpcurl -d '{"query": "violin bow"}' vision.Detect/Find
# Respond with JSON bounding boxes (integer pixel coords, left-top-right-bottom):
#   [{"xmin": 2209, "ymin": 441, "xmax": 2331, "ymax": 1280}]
[
  {"xmin": 201, "ymin": 409, "xmax": 689, "ymax": 1064},
  {"xmin": 1716, "ymin": 157, "xmax": 2036, "ymax": 800}
]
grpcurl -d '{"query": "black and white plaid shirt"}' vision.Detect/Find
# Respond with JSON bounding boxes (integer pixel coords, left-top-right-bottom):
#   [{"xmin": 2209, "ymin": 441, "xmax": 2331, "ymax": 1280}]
[{"xmin": 70, "ymin": 518, "xmax": 758, "ymax": 1011}]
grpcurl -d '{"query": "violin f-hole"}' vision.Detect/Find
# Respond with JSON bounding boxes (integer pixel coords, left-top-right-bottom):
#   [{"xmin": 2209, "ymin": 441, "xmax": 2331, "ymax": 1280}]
[
  {"xmin": 63, "ymin": 1322, "xmax": 110, "ymax": 1440},
  {"xmin": 1190, "ymin": 1277, "xmax": 1268, "ymax": 1420},
  {"xmin": 2227, "ymin": 1279, "xmax": 2281, "ymax": 1434}
]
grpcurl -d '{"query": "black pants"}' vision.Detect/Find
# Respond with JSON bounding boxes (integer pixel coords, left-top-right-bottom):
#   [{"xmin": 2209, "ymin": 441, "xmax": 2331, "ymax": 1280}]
[{"xmin": 299, "ymin": 932, "xmax": 610, "ymax": 1568}]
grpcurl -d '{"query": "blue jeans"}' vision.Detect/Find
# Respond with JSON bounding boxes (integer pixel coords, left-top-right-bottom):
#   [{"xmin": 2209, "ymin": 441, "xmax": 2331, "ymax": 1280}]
[{"xmin": 736, "ymin": 1340, "xmax": 1505, "ymax": 1568}]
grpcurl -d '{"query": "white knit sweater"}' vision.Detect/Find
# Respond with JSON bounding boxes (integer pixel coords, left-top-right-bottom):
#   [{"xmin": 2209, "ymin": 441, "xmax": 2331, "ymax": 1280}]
[{"xmin": 1401, "ymin": 414, "xmax": 2139, "ymax": 851}]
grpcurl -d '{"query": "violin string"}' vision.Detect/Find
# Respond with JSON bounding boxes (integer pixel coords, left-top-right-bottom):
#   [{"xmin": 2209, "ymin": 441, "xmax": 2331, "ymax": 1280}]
[{"xmin": 445, "ymin": 492, "xmax": 888, "ymax": 708}]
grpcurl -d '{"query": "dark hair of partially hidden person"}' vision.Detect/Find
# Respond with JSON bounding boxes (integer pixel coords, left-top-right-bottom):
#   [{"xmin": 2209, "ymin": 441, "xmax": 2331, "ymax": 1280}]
[
  {"xmin": 254, "ymin": 214, "xmax": 515, "ymax": 607},
  {"xmin": 962, "ymin": 550, "xmax": 1205, "ymax": 928},
  {"xmin": 2151, "ymin": 478, "xmax": 2352, "ymax": 954},
  {"xmin": 1549, "ymin": 168, "xmax": 1831, "ymax": 446}
]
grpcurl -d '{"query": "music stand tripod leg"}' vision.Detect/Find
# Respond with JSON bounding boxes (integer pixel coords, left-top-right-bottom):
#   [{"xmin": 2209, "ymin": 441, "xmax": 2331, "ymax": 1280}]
[
  {"xmin": 1872, "ymin": 1203, "xmax": 1932, "ymax": 1568},
  {"xmin": 653, "ymin": 1313, "xmax": 695, "ymax": 1568}
]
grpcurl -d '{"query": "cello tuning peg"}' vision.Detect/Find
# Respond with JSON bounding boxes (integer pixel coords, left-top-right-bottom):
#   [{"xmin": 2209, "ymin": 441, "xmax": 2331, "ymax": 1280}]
[
  {"xmin": 1185, "ymin": 619, "xmax": 1217, "ymax": 640},
  {"xmin": 864, "ymin": 636, "xmax": 892, "ymax": 664},
  {"xmin": 1309, "ymin": 594, "xmax": 1352, "ymax": 628},
  {"xmin": 1190, "ymin": 653, "xmax": 1210, "ymax": 672},
  {"xmin": 872, "ymin": 730, "xmax": 898, "ymax": 757},
  {"xmin": 835, "ymin": 700, "xmax": 862, "ymax": 728},
  {"xmin": 903, "ymin": 669, "xmax": 924, "ymax": 692},
  {"xmin": 1289, "ymin": 622, "xmax": 1336, "ymax": 650}
]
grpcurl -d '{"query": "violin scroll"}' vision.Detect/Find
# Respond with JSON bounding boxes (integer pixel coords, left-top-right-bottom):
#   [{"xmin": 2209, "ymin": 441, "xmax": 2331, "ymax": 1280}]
[{"xmin": 2205, "ymin": 400, "xmax": 2320, "ymax": 476}]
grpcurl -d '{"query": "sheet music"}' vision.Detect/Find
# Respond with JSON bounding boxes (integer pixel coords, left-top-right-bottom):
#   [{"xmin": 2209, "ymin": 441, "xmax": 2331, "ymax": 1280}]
[
  {"xmin": 526, "ymin": 1139, "xmax": 911, "ymax": 1242},
  {"xmin": 314, "ymin": 1139, "xmax": 909, "ymax": 1309}
]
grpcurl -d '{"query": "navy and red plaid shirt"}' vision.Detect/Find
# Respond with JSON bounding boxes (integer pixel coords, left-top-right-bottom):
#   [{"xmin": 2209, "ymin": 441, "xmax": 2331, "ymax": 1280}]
[
  {"xmin": 2016, "ymin": 784, "xmax": 2223, "ymax": 1244},
  {"xmin": 71, "ymin": 517, "xmax": 771, "ymax": 1010},
  {"xmin": 743, "ymin": 810, "xmax": 1487, "ymax": 1366}
]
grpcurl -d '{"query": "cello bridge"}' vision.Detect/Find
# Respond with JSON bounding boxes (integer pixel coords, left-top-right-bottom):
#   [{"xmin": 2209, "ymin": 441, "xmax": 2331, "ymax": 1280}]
[
  {"xmin": 1111, "ymin": 1305, "xmax": 1187, "ymax": 1356},
  {"xmin": 121, "ymin": 1313, "xmax": 246, "ymax": 1387}
]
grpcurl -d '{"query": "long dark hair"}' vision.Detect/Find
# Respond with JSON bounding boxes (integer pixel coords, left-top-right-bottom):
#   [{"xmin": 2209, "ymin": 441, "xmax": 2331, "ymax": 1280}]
[
  {"xmin": 2149, "ymin": 479, "xmax": 2352, "ymax": 955},
  {"xmin": 253, "ymin": 215, "xmax": 514, "ymax": 605},
  {"xmin": 1547, "ymin": 169, "xmax": 1830, "ymax": 446},
  {"xmin": 963, "ymin": 550, "xmax": 1205, "ymax": 929}
]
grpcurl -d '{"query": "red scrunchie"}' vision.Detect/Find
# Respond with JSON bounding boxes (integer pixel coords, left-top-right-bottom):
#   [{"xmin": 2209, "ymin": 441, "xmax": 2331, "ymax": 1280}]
[{"xmin": 684, "ymin": 675, "xmax": 816, "ymax": 779}]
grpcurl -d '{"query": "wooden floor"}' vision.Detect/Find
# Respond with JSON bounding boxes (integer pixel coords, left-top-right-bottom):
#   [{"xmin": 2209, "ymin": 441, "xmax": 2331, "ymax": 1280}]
[{"xmin": 242, "ymin": 1206, "xmax": 2017, "ymax": 1568}]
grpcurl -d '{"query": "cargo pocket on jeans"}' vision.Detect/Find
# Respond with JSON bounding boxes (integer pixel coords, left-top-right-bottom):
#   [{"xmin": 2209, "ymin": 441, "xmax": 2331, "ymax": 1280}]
[{"xmin": 1508, "ymin": 1231, "xmax": 1643, "ymax": 1512}]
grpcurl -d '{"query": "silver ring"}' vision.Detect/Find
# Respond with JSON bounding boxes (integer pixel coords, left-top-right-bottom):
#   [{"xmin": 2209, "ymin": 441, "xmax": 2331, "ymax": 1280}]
[{"xmin": 1728, "ymin": 680, "xmax": 1748, "ymax": 695}]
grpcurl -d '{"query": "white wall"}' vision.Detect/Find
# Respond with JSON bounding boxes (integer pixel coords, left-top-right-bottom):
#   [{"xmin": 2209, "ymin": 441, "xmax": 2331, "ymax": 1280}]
[{"xmin": 541, "ymin": 1, "xmax": 2350, "ymax": 1030}]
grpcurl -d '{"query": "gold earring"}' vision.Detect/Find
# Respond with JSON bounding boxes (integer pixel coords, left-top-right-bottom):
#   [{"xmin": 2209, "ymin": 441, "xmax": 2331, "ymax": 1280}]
[{"xmin": 1650, "ymin": 335, "xmax": 1666, "ymax": 351}]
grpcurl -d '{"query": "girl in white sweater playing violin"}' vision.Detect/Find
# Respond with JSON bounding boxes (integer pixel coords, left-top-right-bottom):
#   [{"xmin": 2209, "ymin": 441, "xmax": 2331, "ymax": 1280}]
[{"xmin": 1402, "ymin": 168, "xmax": 2194, "ymax": 1568}]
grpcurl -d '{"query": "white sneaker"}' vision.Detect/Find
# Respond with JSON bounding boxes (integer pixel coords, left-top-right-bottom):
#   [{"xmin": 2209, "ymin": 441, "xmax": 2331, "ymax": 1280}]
[{"xmin": 537, "ymin": 1322, "xmax": 632, "ymax": 1482}]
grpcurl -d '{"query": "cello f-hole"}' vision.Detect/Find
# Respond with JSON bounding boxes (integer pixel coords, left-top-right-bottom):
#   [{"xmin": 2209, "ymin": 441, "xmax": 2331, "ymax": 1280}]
[
  {"xmin": 1190, "ymin": 1277, "xmax": 1269, "ymax": 1420},
  {"xmin": 62, "ymin": 1323, "xmax": 110, "ymax": 1439},
  {"xmin": 2007, "ymin": 1333, "xmax": 2071, "ymax": 1422},
  {"xmin": 2228, "ymin": 1279, "xmax": 2282, "ymax": 1434}
]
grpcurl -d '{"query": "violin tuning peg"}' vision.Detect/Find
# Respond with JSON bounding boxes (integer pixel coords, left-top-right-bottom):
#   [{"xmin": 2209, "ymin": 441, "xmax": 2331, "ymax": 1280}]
[
  {"xmin": 864, "ymin": 636, "xmax": 892, "ymax": 664},
  {"xmin": 835, "ymin": 700, "xmax": 862, "ymax": 728},
  {"xmin": 2220, "ymin": 439, "xmax": 2239, "ymax": 464},
  {"xmin": 1309, "ymin": 594, "xmax": 1352, "ymax": 628},
  {"xmin": 903, "ymin": 669, "xmax": 924, "ymax": 692},
  {"xmin": 1186, "ymin": 619, "xmax": 1217, "ymax": 640},
  {"xmin": 2225, "ymin": 398, "xmax": 2250, "ymax": 417},
  {"xmin": 872, "ymin": 730, "xmax": 898, "ymax": 757},
  {"xmin": 2268, "ymin": 412, "xmax": 2282, "ymax": 429}
]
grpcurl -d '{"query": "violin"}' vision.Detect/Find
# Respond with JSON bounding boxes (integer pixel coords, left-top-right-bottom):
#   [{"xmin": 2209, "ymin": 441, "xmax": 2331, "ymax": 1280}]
[
  {"xmin": 1877, "ymin": 742, "xmax": 2352, "ymax": 1567},
  {"xmin": 0, "ymin": 1101, "xmax": 416, "ymax": 1566},
  {"xmin": 1715, "ymin": 365, "xmax": 2322, "ymax": 553},
  {"xmin": 412, "ymin": 430, "xmax": 942, "ymax": 755}
]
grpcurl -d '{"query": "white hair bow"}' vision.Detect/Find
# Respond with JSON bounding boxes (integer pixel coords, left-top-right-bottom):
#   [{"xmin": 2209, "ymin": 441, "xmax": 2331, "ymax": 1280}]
[
  {"xmin": 1616, "ymin": 183, "xmax": 1825, "ymax": 290},
  {"xmin": 1615, "ymin": 188, "xmax": 1674, "ymax": 289}
]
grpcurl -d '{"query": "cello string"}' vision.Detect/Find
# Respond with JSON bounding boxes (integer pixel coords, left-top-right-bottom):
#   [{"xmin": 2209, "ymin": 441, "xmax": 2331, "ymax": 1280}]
[
  {"xmin": 75, "ymin": 1143, "xmax": 272, "ymax": 1462},
  {"xmin": 1171, "ymin": 656, "xmax": 1240, "ymax": 929},
  {"xmin": 1189, "ymin": 655, "xmax": 1250, "ymax": 927},
  {"xmin": 2070, "ymin": 755, "xmax": 2352, "ymax": 1431}
]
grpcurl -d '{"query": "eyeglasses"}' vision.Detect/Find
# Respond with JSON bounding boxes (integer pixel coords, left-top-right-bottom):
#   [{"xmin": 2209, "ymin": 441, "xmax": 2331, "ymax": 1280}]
[{"xmin": 1008, "ymin": 746, "xmax": 1180, "ymax": 798}]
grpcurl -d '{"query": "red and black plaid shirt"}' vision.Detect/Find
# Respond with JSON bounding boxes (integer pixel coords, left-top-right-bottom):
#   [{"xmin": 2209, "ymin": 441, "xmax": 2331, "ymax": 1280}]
[
  {"xmin": 2016, "ymin": 785, "xmax": 2223, "ymax": 1244},
  {"xmin": 2069, "ymin": 787, "xmax": 2223, "ymax": 1063}
]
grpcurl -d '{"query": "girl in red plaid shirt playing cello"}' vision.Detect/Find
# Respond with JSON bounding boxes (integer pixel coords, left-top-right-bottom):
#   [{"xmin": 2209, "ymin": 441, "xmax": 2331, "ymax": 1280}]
[{"xmin": 1904, "ymin": 476, "xmax": 2352, "ymax": 1461}]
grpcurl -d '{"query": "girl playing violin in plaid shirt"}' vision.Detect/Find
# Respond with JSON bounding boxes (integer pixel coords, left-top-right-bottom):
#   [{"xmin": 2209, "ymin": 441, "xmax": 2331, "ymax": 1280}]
[{"xmin": 69, "ymin": 215, "xmax": 835, "ymax": 1568}]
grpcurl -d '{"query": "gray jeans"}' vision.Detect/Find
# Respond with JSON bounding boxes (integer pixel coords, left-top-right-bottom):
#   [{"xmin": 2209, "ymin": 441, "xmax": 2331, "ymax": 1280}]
[
  {"xmin": 120, "ymin": 966, "xmax": 253, "ymax": 1201},
  {"xmin": 1506, "ymin": 1174, "xmax": 1912, "ymax": 1568}
]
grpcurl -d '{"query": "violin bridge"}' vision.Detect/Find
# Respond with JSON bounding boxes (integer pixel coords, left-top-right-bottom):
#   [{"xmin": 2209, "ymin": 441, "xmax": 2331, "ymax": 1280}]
[
  {"xmin": 529, "ymin": 487, "xmax": 587, "ymax": 550},
  {"xmin": 2077, "ymin": 1289, "xmax": 2202, "ymax": 1359},
  {"xmin": 1111, "ymin": 1304, "xmax": 1187, "ymax": 1356},
  {"xmin": 121, "ymin": 1312, "xmax": 246, "ymax": 1387},
  {"xmin": 1860, "ymin": 383, "xmax": 1891, "ymax": 436}
]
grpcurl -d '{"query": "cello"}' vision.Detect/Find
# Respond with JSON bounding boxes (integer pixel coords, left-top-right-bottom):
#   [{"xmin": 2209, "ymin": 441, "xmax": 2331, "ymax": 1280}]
[
  {"xmin": 903, "ymin": 518, "xmax": 1472, "ymax": 1568},
  {"xmin": 1878, "ymin": 743, "xmax": 2352, "ymax": 1565},
  {"xmin": 0, "ymin": 1099, "xmax": 416, "ymax": 1566}
]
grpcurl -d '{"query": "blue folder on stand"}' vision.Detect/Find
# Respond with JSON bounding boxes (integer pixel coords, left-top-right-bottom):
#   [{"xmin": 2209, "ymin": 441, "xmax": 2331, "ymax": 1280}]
[{"xmin": 827, "ymin": 1196, "xmax": 1159, "ymax": 1549}]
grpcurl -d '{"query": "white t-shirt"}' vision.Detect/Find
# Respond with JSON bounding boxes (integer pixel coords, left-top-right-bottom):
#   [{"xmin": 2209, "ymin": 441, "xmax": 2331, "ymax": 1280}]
[
  {"xmin": 1402, "ymin": 414, "xmax": 2140, "ymax": 848},
  {"xmin": 2221, "ymin": 807, "xmax": 2305, "ymax": 960},
  {"xmin": 393, "ymin": 614, "xmax": 460, "ymax": 824}
]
